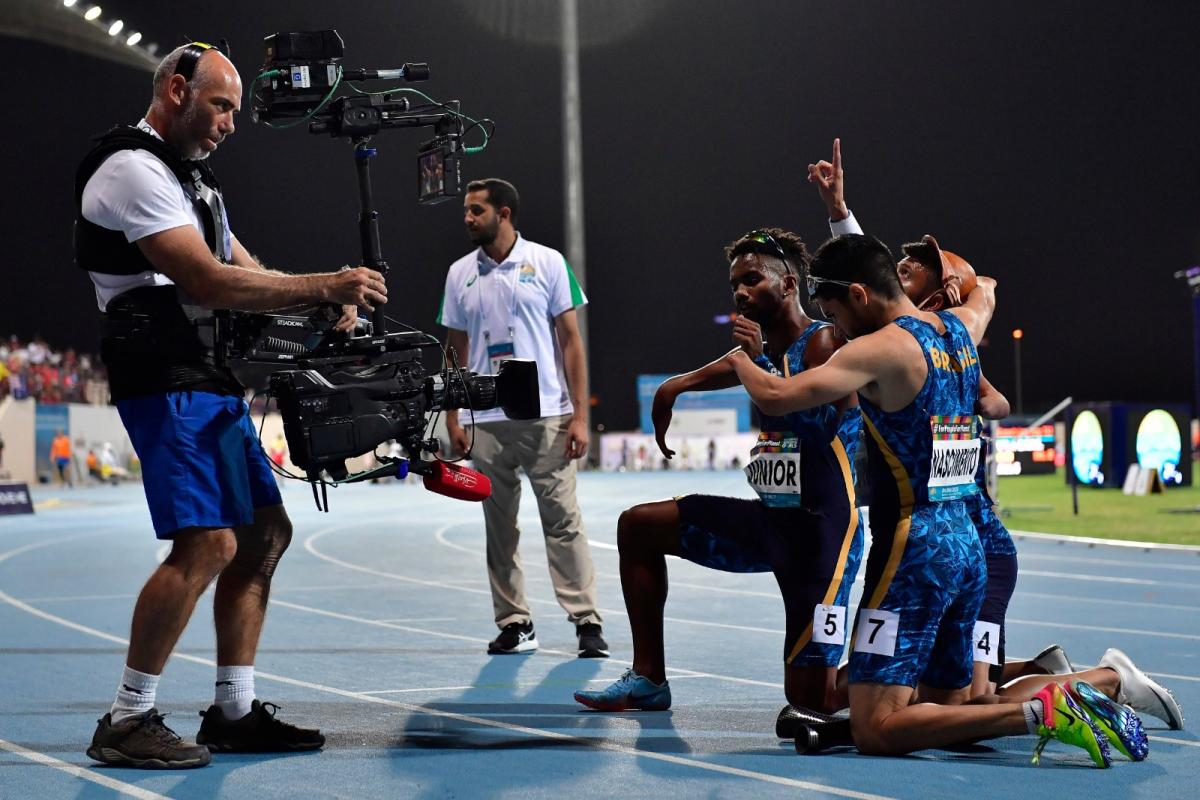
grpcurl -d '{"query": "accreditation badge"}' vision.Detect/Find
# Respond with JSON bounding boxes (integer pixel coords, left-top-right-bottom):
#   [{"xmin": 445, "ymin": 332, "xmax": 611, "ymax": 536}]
[
  {"xmin": 487, "ymin": 340, "xmax": 515, "ymax": 375},
  {"xmin": 744, "ymin": 431, "xmax": 802, "ymax": 507},
  {"xmin": 927, "ymin": 415, "xmax": 981, "ymax": 501}
]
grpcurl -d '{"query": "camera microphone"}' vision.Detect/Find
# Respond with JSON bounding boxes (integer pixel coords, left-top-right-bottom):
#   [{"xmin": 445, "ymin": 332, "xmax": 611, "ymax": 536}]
[{"xmin": 421, "ymin": 461, "xmax": 492, "ymax": 502}]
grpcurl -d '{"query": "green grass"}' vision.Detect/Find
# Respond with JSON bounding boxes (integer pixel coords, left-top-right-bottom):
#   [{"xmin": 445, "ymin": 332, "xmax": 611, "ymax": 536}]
[{"xmin": 995, "ymin": 470, "xmax": 1200, "ymax": 546}]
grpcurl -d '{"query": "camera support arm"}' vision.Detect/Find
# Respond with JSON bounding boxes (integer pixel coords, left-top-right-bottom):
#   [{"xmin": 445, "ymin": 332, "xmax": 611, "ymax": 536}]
[{"xmin": 307, "ymin": 96, "xmax": 464, "ymax": 335}]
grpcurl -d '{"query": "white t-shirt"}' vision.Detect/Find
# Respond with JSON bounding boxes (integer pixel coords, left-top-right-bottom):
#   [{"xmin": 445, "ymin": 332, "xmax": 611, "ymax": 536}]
[
  {"xmin": 437, "ymin": 235, "xmax": 587, "ymax": 424},
  {"xmin": 80, "ymin": 119, "xmax": 233, "ymax": 311}
]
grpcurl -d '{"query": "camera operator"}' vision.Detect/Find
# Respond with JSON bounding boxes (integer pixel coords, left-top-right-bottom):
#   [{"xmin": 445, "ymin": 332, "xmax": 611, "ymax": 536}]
[
  {"xmin": 75, "ymin": 42, "xmax": 387, "ymax": 769},
  {"xmin": 438, "ymin": 179, "xmax": 607, "ymax": 658}
]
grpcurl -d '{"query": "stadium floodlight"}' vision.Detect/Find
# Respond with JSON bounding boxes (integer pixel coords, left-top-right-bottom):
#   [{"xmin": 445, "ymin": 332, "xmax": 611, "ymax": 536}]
[
  {"xmin": 5, "ymin": 0, "xmax": 157, "ymax": 71},
  {"xmin": 125, "ymin": 31, "xmax": 141, "ymax": 46}
]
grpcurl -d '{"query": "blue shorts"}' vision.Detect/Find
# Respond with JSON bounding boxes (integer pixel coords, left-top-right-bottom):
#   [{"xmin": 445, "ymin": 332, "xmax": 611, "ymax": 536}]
[
  {"xmin": 967, "ymin": 490, "xmax": 1017, "ymax": 556},
  {"xmin": 117, "ymin": 392, "xmax": 282, "ymax": 538},
  {"xmin": 849, "ymin": 503, "xmax": 986, "ymax": 689},
  {"xmin": 676, "ymin": 494, "xmax": 863, "ymax": 668}
]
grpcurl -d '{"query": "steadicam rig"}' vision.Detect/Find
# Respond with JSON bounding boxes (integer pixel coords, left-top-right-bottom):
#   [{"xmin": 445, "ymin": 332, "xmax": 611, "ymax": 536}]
[{"xmin": 229, "ymin": 31, "xmax": 519, "ymax": 510}]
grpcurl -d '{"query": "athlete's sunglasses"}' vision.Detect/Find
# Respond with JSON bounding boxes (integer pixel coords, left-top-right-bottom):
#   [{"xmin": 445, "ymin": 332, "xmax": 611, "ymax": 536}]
[
  {"xmin": 743, "ymin": 229, "xmax": 793, "ymax": 276},
  {"xmin": 805, "ymin": 274, "xmax": 859, "ymax": 299}
]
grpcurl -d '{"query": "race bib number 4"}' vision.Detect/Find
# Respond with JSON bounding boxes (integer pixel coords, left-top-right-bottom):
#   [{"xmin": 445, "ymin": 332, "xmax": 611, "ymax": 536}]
[
  {"xmin": 745, "ymin": 432, "xmax": 801, "ymax": 507},
  {"xmin": 928, "ymin": 416, "xmax": 981, "ymax": 502},
  {"xmin": 972, "ymin": 620, "xmax": 1001, "ymax": 665},
  {"xmin": 853, "ymin": 609, "xmax": 899, "ymax": 657}
]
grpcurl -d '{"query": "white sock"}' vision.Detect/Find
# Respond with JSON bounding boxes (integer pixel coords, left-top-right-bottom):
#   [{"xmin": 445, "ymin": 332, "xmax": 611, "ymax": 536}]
[
  {"xmin": 1022, "ymin": 698, "xmax": 1045, "ymax": 733},
  {"xmin": 214, "ymin": 665, "xmax": 255, "ymax": 720},
  {"xmin": 110, "ymin": 665, "xmax": 159, "ymax": 724}
]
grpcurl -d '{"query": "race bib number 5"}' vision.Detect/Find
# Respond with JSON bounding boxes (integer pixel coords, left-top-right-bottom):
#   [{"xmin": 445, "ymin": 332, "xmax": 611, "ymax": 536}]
[
  {"xmin": 812, "ymin": 604, "xmax": 847, "ymax": 645},
  {"xmin": 928, "ymin": 416, "xmax": 981, "ymax": 502},
  {"xmin": 745, "ymin": 432, "xmax": 801, "ymax": 508}
]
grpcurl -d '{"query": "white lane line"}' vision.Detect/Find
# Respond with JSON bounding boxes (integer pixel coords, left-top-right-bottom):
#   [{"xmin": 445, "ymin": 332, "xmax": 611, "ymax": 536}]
[
  {"xmin": 1143, "ymin": 671, "xmax": 1200, "ymax": 684},
  {"xmin": 1006, "ymin": 617, "xmax": 1200, "ymax": 641},
  {"xmin": 432, "ymin": 526, "xmax": 1200, "ymax": 642},
  {"xmin": 361, "ymin": 677, "xmax": 647, "ymax": 696},
  {"xmin": 0, "ymin": 553, "xmax": 884, "ymax": 798},
  {"xmin": 435, "ymin": 525, "xmax": 786, "ymax": 600},
  {"xmin": 315, "ymin": 528, "xmax": 786, "ymax": 638},
  {"xmin": 360, "ymin": 685, "xmax": 478, "ymax": 695},
  {"xmin": 1017, "ymin": 569, "xmax": 1199, "ymax": 591},
  {"xmin": 372, "ymin": 617, "xmax": 460, "ymax": 624},
  {"xmin": 1010, "ymin": 530, "xmax": 1200, "ymax": 553},
  {"xmin": 15, "ymin": 593, "xmax": 138, "ymax": 604},
  {"xmin": 1014, "ymin": 591, "xmax": 1199, "ymax": 613},
  {"xmin": 1018, "ymin": 552, "xmax": 1200, "ymax": 572},
  {"xmin": 1147, "ymin": 735, "xmax": 1200, "ymax": 748},
  {"xmin": 0, "ymin": 738, "xmax": 171, "ymax": 800},
  {"xmin": 270, "ymin": 598, "xmax": 785, "ymax": 690}
]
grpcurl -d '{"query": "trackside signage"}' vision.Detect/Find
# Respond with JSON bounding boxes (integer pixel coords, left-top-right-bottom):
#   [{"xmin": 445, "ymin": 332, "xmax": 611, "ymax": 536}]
[{"xmin": 0, "ymin": 483, "xmax": 34, "ymax": 515}]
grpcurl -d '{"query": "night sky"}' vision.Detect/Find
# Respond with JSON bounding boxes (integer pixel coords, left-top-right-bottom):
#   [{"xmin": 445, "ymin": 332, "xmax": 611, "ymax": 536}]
[{"xmin": 5, "ymin": 0, "xmax": 1199, "ymax": 429}]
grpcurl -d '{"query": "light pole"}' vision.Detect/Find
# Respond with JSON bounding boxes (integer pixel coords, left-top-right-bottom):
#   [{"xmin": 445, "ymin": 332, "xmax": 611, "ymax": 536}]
[{"xmin": 1012, "ymin": 329, "xmax": 1024, "ymax": 418}]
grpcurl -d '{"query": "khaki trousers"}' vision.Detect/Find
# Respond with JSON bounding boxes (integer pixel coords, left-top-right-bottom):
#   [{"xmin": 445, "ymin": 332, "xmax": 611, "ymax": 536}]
[{"xmin": 469, "ymin": 414, "xmax": 601, "ymax": 629}]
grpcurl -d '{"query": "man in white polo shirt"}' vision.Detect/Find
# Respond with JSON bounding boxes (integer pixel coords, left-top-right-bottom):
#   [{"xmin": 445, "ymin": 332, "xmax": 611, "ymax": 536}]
[{"xmin": 438, "ymin": 178, "xmax": 606, "ymax": 658}]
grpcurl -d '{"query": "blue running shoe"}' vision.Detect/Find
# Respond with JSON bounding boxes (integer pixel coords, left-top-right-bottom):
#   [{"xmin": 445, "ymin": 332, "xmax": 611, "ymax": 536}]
[
  {"xmin": 1070, "ymin": 679, "xmax": 1149, "ymax": 761},
  {"xmin": 574, "ymin": 669, "xmax": 671, "ymax": 711}
]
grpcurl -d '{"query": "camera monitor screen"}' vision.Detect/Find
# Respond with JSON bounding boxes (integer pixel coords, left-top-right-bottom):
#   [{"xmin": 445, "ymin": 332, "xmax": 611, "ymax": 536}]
[{"xmin": 418, "ymin": 149, "xmax": 446, "ymax": 202}]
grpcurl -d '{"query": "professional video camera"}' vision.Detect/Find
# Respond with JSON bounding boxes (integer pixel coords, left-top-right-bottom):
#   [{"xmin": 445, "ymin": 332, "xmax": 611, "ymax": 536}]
[
  {"xmin": 251, "ymin": 30, "xmax": 483, "ymax": 204},
  {"xmin": 213, "ymin": 31, "xmax": 518, "ymax": 510}
]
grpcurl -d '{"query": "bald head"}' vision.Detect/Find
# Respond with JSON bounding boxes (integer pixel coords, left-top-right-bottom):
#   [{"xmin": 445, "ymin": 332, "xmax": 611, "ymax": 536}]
[
  {"xmin": 146, "ymin": 45, "xmax": 241, "ymax": 160},
  {"xmin": 152, "ymin": 44, "xmax": 240, "ymax": 100}
]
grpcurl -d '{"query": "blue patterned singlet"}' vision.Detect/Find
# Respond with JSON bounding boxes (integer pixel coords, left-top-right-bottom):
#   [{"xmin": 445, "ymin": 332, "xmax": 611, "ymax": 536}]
[{"xmin": 849, "ymin": 311, "xmax": 989, "ymax": 689}]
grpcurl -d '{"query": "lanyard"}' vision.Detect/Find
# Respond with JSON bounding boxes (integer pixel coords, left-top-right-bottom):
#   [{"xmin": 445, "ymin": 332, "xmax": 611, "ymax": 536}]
[{"xmin": 478, "ymin": 254, "xmax": 520, "ymax": 347}]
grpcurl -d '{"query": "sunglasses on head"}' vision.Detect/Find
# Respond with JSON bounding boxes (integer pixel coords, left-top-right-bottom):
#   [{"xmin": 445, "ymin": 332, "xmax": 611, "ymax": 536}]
[
  {"xmin": 805, "ymin": 274, "xmax": 858, "ymax": 299},
  {"xmin": 743, "ymin": 229, "xmax": 793, "ymax": 276}
]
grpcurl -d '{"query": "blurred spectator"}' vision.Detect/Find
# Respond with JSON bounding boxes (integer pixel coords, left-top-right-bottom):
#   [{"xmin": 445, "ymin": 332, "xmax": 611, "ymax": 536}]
[
  {"xmin": 51, "ymin": 429, "xmax": 74, "ymax": 487},
  {"xmin": 99, "ymin": 442, "xmax": 130, "ymax": 483},
  {"xmin": 0, "ymin": 334, "xmax": 108, "ymax": 404}
]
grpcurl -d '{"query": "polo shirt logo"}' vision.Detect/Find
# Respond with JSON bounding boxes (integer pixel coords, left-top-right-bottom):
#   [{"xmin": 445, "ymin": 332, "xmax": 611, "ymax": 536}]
[
  {"xmin": 465, "ymin": 274, "xmax": 478, "ymax": 288},
  {"xmin": 519, "ymin": 263, "xmax": 537, "ymax": 283}
]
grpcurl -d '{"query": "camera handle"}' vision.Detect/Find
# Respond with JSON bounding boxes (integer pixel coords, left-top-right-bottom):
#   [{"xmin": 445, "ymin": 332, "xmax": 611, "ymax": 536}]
[{"xmin": 353, "ymin": 138, "xmax": 389, "ymax": 335}]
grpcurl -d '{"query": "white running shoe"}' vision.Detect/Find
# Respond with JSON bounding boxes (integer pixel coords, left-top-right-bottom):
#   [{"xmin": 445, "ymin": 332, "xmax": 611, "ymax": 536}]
[
  {"xmin": 1033, "ymin": 644, "xmax": 1075, "ymax": 675},
  {"xmin": 1099, "ymin": 647, "xmax": 1185, "ymax": 730}
]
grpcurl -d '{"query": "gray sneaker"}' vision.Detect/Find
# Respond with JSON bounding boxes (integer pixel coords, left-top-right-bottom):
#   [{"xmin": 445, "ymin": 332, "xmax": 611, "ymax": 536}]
[
  {"xmin": 86, "ymin": 708, "xmax": 211, "ymax": 769},
  {"xmin": 1099, "ymin": 647, "xmax": 1185, "ymax": 730},
  {"xmin": 1033, "ymin": 644, "xmax": 1075, "ymax": 675}
]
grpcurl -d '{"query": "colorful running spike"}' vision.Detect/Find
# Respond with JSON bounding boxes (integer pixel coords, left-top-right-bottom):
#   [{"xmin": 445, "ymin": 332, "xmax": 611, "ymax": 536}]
[
  {"xmin": 1070, "ymin": 679, "xmax": 1149, "ymax": 761},
  {"xmin": 1031, "ymin": 682, "xmax": 1112, "ymax": 768},
  {"xmin": 574, "ymin": 669, "xmax": 671, "ymax": 711}
]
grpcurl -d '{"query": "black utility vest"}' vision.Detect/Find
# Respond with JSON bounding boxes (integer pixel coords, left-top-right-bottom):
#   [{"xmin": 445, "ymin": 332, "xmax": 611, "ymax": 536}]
[{"xmin": 74, "ymin": 126, "xmax": 241, "ymax": 401}]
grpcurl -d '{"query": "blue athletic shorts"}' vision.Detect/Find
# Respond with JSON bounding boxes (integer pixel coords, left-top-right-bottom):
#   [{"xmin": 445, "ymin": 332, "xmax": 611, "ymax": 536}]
[
  {"xmin": 117, "ymin": 391, "xmax": 282, "ymax": 538},
  {"xmin": 849, "ymin": 503, "xmax": 986, "ymax": 689},
  {"xmin": 676, "ymin": 494, "xmax": 863, "ymax": 668}
]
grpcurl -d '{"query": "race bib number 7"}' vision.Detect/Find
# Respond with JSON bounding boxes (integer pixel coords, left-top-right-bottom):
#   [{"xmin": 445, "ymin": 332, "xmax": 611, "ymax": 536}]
[
  {"xmin": 928, "ymin": 416, "xmax": 981, "ymax": 502},
  {"xmin": 853, "ymin": 609, "xmax": 899, "ymax": 657}
]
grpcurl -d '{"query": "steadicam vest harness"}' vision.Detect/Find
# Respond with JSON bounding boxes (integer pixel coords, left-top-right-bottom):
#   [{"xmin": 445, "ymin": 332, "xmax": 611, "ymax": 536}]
[{"xmin": 73, "ymin": 126, "xmax": 242, "ymax": 401}]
